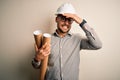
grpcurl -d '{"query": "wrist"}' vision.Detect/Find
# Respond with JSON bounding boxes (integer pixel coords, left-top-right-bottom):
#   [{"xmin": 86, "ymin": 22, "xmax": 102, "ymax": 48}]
[
  {"xmin": 79, "ymin": 19, "xmax": 87, "ymax": 27},
  {"xmin": 78, "ymin": 18, "xmax": 83, "ymax": 24},
  {"xmin": 32, "ymin": 58, "xmax": 41, "ymax": 66},
  {"xmin": 34, "ymin": 58, "xmax": 39, "ymax": 62}
]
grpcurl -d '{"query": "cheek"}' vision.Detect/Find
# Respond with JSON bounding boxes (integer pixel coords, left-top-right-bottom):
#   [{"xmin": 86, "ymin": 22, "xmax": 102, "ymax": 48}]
[{"xmin": 57, "ymin": 21, "xmax": 63, "ymax": 26}]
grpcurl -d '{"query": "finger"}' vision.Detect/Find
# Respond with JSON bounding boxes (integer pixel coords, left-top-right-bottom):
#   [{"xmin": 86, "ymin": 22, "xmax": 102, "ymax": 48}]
[
  {"xmin": 63, "ymin": 13, "xmax": 73, "ymax": 18},
  {"xmin": 43, "ymin": 52, "xmax": 50, "ymax": 56},
  {"xmin": 44, "ymin": 44, "xmax": 51, "ymax": 50},
  {"xmin": 43, "ymin": 43, "xmax": 50, "ymax": 50},
  {"xmin": 44, "ymin": 48, "xmax": 50, "ymax": 54},
  {"xmin": 39, "ymin": 49, "xmax": 43, "ymax": 54},
  {"xmin": 35, "ymin": 54, "xmax": 43, "ymax": 61},
  {"xmin": 42, "ymin": 42, "xmax": 48, "ymax": 49},
  {"xmin": 43, "ymin": 49, "xmax": 50, "ymax": 56}
]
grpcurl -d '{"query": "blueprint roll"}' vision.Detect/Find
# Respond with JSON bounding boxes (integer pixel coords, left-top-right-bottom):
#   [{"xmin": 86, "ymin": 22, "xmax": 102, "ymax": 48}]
[
  {"xmin": 40, "ymin": 33, "xmax": 51, "ymax": 80},
  {"xmin": 33, "ymin": 30, "xmax": 42, "ymax": 48}
]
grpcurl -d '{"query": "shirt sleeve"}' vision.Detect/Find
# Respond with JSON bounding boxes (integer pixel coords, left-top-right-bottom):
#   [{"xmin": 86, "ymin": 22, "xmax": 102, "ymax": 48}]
[
  {"xmin": 32, "ymin": 58, "xmax": 41, "ymax": 69},
  {"xmin": 80, "ymin": 23, "xmax": 102, "ymax": 50}
]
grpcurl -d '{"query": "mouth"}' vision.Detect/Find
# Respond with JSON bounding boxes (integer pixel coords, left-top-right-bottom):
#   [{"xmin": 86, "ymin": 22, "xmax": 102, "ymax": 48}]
[
  {"xmin": 62, "ymin": 25, "xmax": 68, "ymax": 30},
  {"xmin": 57, "ymin": 24, "xmax": 71, "ymax": 33}
]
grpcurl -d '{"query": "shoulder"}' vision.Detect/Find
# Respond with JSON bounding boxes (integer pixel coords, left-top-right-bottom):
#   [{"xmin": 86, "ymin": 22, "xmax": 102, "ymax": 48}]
[{"xmin": 71, "ymin": 33, "xmax": 83, "ymax": 39}]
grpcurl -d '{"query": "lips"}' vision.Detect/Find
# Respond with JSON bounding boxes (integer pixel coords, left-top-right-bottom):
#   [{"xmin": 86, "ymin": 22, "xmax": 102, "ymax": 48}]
[
  {"xmin": 58, "ymin": 24, "xmax": 71, "ymax": 33},
  {"xmin": 62, "ymin": 25, "xmax": 68, "ymax": 30}
]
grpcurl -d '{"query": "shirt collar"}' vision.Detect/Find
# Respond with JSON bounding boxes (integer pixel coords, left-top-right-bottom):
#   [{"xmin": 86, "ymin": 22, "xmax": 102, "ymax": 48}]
[{"xmin": 53, "ymin": 30, "xmax": 72, "ymax": 37}]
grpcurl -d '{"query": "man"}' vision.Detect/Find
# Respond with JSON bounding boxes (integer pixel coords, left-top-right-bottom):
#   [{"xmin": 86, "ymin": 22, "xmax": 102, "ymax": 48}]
[{"xmin": 32, "ymin": 3, "xmax": 102, "ymax": 80}]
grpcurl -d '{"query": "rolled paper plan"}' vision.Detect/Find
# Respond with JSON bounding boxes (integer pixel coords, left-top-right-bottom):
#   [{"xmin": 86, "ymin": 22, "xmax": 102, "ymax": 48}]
[
  {"xmin": 33, "ymin": 30, "xmax": 42, "ymax": 48},
  {"xmin": 42, "ymin": 33, "xmax": 51, "ymax": 45},
  {"xmin": 40, "ymin": 33, "xmax": 51, "ymax": 80}
]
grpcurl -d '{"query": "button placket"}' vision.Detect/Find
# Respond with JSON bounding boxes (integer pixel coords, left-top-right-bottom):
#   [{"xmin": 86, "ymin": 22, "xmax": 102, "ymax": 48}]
[{"xmin": 59, "ymin": 38, "xmax": 64, "ymax": 80}]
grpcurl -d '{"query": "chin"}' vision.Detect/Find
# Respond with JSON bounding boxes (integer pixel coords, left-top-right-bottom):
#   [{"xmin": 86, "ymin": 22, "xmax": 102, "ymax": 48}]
[{"xmin": 62, "ymin": 30, "xmax": 69, "ymax": 33}]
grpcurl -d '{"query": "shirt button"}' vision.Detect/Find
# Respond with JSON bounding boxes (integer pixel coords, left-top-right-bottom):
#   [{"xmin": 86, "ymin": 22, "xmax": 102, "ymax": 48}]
[{"xmin": 61, "ymin": 63, "xmax": 63, "ymax": 68}]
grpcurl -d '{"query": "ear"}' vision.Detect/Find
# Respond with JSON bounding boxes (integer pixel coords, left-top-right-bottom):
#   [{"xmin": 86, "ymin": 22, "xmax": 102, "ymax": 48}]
[{"xmin": 55, "ymin": 17, "xmax": 59, "ymax": 23}]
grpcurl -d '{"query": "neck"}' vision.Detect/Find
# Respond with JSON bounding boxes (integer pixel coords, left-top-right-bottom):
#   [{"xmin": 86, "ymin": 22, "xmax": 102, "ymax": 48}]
[{"xmin": 56, "ymin": 29, "xmax": 67, "ymax": 38}]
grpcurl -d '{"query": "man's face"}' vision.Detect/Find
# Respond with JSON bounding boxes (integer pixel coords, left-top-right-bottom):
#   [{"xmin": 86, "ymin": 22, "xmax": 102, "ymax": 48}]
[{"xmin": 56, "ymin": 14, "xmax": 73, "ymax": 33}]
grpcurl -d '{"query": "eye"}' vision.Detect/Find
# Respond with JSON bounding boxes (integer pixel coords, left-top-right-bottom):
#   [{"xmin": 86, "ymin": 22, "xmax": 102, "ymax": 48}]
[{"xmin": 68, "ymin": 18, "xmax": 73, "ymax": 22}]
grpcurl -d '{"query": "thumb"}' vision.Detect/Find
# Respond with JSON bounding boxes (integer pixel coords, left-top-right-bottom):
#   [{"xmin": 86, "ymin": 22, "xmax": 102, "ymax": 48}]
[{"xmin": 42, "ymin": 42, "xmax": 48, "ymax": 49}]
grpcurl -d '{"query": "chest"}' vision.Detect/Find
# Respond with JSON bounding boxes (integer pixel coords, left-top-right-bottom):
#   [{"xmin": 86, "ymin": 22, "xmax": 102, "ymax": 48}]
[{"xmin": 50, "ymin": 36, "xmax": 80, "ymax": 60}]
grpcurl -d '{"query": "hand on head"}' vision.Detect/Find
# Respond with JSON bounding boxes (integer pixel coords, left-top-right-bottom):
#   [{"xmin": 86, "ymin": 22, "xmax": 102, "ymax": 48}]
[{"xmin": 63, "ymin": 13, "xmax": 83, "ymax": 24}]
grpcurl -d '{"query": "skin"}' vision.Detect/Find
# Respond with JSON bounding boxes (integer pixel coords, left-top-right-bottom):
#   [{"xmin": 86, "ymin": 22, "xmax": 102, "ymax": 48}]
[{"xmin": 34, "ymin": 13, "xmax": 83, "ymax": 61}]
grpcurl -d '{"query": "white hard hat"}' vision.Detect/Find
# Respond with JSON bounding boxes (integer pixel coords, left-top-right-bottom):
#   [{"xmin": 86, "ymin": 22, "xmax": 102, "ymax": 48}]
[{"xmin": 56, "ymin": 3, "xmax": 76, "ymax": 14}]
